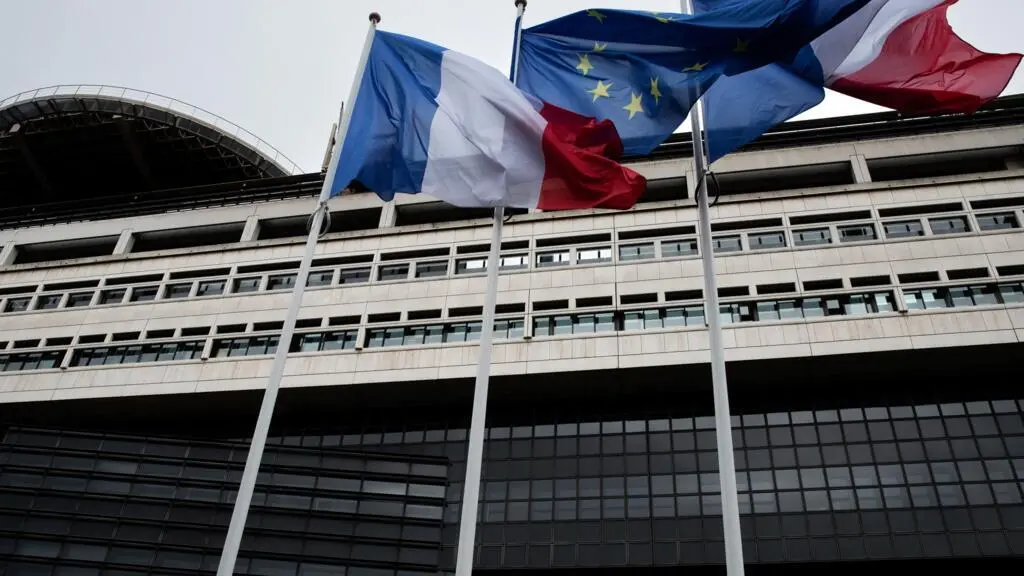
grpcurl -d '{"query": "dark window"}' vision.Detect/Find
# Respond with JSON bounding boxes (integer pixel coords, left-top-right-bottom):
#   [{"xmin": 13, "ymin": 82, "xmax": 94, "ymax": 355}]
[
  {"xmin": 267, "ymin": 274, "xmax": 297, "ymax": 291},
  {"xmin": 212, "ymin": 336, "xmax": 280, "ymax": 358},
  {"xmin": 35, "ymin": 294, "xmax": 62, "ymax": 310},
  {"xmin": 793, "ymin": 228, "xmax": 831, "ymax": 246},
  {"xmin": 339, "ymin": 268, "xmax": 371, "ymax": 284},
  {"xmin": 4, "ymin": 297, "xmax": 31, "ymax": 312},
  {"xmin": 307, "ymin": 270, "xmax": 335, "ymax": 287},
  {"xmin": 619, "ymin": 244, "xmax": 655, "ymax": 261},
  {"xmin": 838, "ymin": 224, "xmax": 876, "ymax": 242},
  {"xmin": 98, "ymin": 289, "xmax": 126, "ymax": 305},
  {"xmin": 196, "ymin": 280, "xmax": 226, "ymax": 296},
  {"xmin": 537, "ymin": 251, "xmax": 570, "ymax": 267},
  {"xmin": 884, "ymin": 220, "xmax": 925, "ymax": 238},
  {"xmin": 71, "ymin": 341, "xmax": 202, "ymax": 366},
  {"xmin": 749, "ymin": 231, "xmax": 786, "ymax": 250},
  {"xmin": 977, "ymin": 212, "xmax": 1019, "ymax": 231},
  {"xmin": 292, "ymin": 331, "xmax": 358, "ymax": 352},
  {"xmin": 929, "ymin": 216, "xmax": 970, "ymax": 235},
  {"xmin": 416, "ymin": 261, "xmax": 449, "ymax": 278},
  {"xmin": 130, "ymin": 286, "xmax": 158, "ymax": 302},
  {"xmin": 65, "ymin": 292, "xmax": 94, "ymax": 308},
  {"xmin": 662, "ymin": 239, "xmax": 698, "ymax": 258},
  {"xmin": 163, "ymin": 283, "xmax": 193, "ymax": 299},
  {"xmin": 234, "ymin": 277, "xmax": 261, "ymax": 293},
  {"xmin": 712, "ymin": 236, "xmax": 742, "ymax": 253},
  {"xmin": 1, "ymin": 350, "xmax": 65, "ymax": 372},
  {"xmin": 379, "ymin": 264, "xmax": 410, "ymax": 281}
]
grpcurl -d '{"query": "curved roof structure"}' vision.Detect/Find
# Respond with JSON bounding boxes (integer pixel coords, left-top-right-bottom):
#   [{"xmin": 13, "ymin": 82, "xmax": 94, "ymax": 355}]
[{"xmin": 0, "ymin": 85, "xmax": 301, "ymax": 209}]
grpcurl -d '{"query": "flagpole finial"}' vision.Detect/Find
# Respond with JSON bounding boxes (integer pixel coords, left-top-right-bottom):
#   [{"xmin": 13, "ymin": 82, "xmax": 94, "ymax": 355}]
[
  {"xmin": 514, "ymin": 0, "xmax": 527, "ymax": 8},
  {"xmin": 369, "ymin": 12, "xmax": 381, "ymax": 24}
]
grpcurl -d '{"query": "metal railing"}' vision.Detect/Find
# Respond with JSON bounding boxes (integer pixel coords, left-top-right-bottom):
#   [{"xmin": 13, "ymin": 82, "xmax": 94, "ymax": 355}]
[{"xmin": 0, "ymin": 84, "xmax": 302, "ymax": 175}]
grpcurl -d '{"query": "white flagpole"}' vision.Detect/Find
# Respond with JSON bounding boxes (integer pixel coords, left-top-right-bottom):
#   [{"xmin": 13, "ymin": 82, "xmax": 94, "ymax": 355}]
[
  {"xmin": 215, "ymin": 12, "xmax": 381, "ymax": 576},
  {"xmin": 681, "ymin": 1, "xmax": 745, "ymax": 574},
  {"xmin": 453, "ymin": 2, "xmax": 526, "ymax": 575}
]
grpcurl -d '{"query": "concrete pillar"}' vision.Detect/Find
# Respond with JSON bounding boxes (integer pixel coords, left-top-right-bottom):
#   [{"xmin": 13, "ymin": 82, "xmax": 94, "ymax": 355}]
[
  {"xmin": 378, "ymin": 202, "xmax": 397, "ymax": 228},
  {"xmin": 685, "ymin": 167, "xmax": 698, "ymax": 204},
  {"xmin": 0, "ymin": 242, "xmax": 15, "ymax": 266},
  {"xmin": 240, "ymin": 215, "xmax": 260, "ymax": 242},
  {"xmin": 113, "ymin": 229, "xmax": 135, "ymax": 255},
  {"xmin": 851, "ymin": 154, "xmax": 872, "ymax": 183}
]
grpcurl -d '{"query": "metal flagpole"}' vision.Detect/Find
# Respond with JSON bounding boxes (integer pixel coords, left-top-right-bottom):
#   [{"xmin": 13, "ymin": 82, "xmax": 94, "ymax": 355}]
[
  {"xmin": 453, "ymin": 2, "xmax": 526, "ymax": 575},
  {"xmin": 681, "ymin": 1, "xmax": 745, "ymax": 574},
  {"xmin": 215, "ymin": 13, "xmax": 381, "ymax": 576}
]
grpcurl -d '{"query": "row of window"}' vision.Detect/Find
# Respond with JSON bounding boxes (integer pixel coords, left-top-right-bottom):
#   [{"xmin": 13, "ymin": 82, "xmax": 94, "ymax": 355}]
[{"xmin": 903, "ymin": 281, "xmax": 1024, "ymax": 309}]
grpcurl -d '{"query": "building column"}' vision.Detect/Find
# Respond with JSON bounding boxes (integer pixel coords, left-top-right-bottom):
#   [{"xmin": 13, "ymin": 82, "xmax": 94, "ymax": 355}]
[
  {"xmin": 0, "ymin": 242, "xmax": 15, "ymax": 266},
  {"xmin": 378, "ymin": 202, "xmax": 397, "ymax": 228},
  {"xmin": 240, "ymin": 215, "xmax": 261, "ymax": 242},
  {"xmin": 851, "ymin": 154, "xmax": 872, "ymax": 183},
  {"xmin": 112, "ymin": 229, "xmax": 135, "ymax": 255},
  {"xmin": 685, "ymin": 167, "xmax": 698, "ymax": 205}
]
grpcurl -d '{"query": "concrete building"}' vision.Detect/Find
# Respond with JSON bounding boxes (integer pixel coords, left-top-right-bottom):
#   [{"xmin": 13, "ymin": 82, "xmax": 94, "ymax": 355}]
[{"xmin": 1, "ymin": 85, "xmax": 1023, "ymax": 574}]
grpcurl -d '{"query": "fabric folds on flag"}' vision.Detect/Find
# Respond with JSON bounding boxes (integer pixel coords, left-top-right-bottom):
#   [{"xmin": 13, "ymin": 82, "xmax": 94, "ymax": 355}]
[
  {"xmin": 329, "ymin": 31, "xmax": 645, "ymax": 211},
  {"xmin": 695, "ymin": 0, "xmax": 1022, "ymax": 163},
  {"xmin": 515, "ymin": 0, "xmax": 873, "ymax": 156}
]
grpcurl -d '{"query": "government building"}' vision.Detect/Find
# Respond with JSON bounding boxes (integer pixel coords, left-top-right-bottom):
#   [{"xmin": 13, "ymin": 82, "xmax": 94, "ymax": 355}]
[{"xmin": 0, "ymin": 85, "xmax": 1022, "ymax": 574}]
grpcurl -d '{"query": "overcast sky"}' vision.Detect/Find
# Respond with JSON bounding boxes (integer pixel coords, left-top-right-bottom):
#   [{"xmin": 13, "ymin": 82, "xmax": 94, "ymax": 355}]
[{"xmin": 2, "ymin": 0, "xmax": 1021, "ymax": 173}]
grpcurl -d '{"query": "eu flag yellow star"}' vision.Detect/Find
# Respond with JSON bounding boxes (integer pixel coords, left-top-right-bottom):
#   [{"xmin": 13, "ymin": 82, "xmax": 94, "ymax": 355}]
[
  {"xmin": 650, "ymin": 77, "xmax": 663, "ymax": 104},
  {"xmin": 593, "ymin": 42, "xmax": 608, "ymax": 53},
  {"xmin": 623, "ymin": 92, "xmax": 644, "ymax": 120},
  {"xmin": 576, "ymin": 53, "xmax": 594, "ymax": 76},
  {"xmin": 586, "ymin": 9, "xmax": 606, "ymax": 23},
  {"xmin": 683, "ymin": 62, "xmax": 708, "ymax": 73},
  {"xmin": 733, "ymin": 38, "xmax": 751, "ymax": 53},
  {"xmin": 587, "ymin": 80, "xmax": 613, "ymax": 102},
  {"xmin": 649, "ymin": 11, "xmax": 675, "ymax": 23}
]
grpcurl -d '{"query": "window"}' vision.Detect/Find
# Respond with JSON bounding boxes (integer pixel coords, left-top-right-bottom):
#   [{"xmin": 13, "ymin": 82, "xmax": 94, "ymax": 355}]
[
  {"xmin": 929, "ymin": 216, "xmax": 970, "ymax": 235},
  {"xmin": 501, "ymin": 254, "xmax": 529, "ymax": 270},
  {"xmin": 130, "ymin": 286, "xmax": 158, "ymax": 302},
  {"xmin": 662, "ymin": 239, "xmax": 698, "ymax": 258},
  {"xmin": 35, "ymin": 294, "xmax": 62, "ymax": 310},
  {"xmin": 363, "ymin": 320, "xmax": 519, "ymax": 349},
  {"xmin": 1, "ymin": 351, "xmax": 64, "ymax": 372},
  {"xmin": 416, "ymin": 261, "xmax": 448, "ymax": 278},
  {"xmin": 793, "ymin": 228, "xmax": 831, "ymax": 247},
  {"xmin": 65, "ymin": 292, "xmax": 94, "ymax": 307},
  {"xmin": 905, "ymin": 283, "xmax": 1011, "ymax": 309},
  {"xmin": 307, "ymin": 270, "xmax": 334, "ymax": 287},
  {"xmin": 212, "ymin": 336, "xmax": 280, "ymax": 358},
  {"xmin": 196, "ymin": 280, "xmax": 225, "ymax": 297},
  {"xmin": 577, "ymin": 247, "xmax": 612, "ymax": 264},
  {"xmin": 749, "ymin": 231, "xmax": 786, "ymax": 250},
  {"xmin": 4, "ymin": 297, "xmax": 31, "ymax": 312},
  {"xmin": 494, "ymin": 318, "xmax": 525, "ymax": 339},
  {"xmin": 457, "ymin": 258, "xmax": 487, "ymax": 274},
  {"xmin": 977, "ymin": 212, "xmax": 1019, "ymax": 231},
  {"xmin": 712, "ymin": 236, "xmax": 742, "ymax": 253},
  {"xmin": 267, "ymin": 274, "xmax": 297, "ymax": 291},
  {"xmin": 884, "ymin": 220, "xmax": 925, "ymax": 238},
  {"xmin": 838, "ymin": 224, "xmax": 876, "ymax": 242},
  {"xmin": 292, "ymin": 330, "xmax": 357, "ymax": 352},
  {"xmin": 379, "ymin": 264, "xmax": 409, "ymax": 281},
  {"xmin": 233, "ymin": 277, "xmax": 261, "ymax": 293},
  {"xmin": 537, "ymin": 251, "xmax": 570, "ymax": 267},
  {"xmin": 619, "ymin": 244, "xmax": 655, "ymax": 261},
  {"xmin": 98, "ymin": 289, "xmax": 126, "ymax": 305},
  {"xmin": 71, "ymin": 341, "xmax": 202, "ymax": 367},
  {"xmin": 164, "ymin": 283, "xmax": 192, "ymax": 299},
  {"xmin": 339, "ymin": 267, "xmax": 371, "ymax": 284}
]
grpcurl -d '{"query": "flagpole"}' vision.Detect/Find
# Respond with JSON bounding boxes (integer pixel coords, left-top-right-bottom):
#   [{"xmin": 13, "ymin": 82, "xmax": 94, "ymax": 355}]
[
  {"xmin": 681, "ymin": 1, "xmax": 745, "ymax": 574},
  {"xmin": 215, "ymin": 13, "xmax": 380, "ymax": 576},
  {"xmin": 453, "ymin": 2, "xmax": 526, "ymax": 575}
]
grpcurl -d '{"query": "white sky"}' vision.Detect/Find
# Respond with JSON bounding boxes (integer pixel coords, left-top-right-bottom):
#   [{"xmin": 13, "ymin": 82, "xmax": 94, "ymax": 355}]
[{"xmin": 2, "ymin": 0, "xmax": 1021, "ymax": 173}]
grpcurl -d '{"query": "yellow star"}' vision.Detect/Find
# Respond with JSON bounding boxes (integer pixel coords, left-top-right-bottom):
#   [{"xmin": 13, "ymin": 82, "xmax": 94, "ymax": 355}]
[
  {"xmin": 593, "ymin": 42, "xmax": 608, "ymax": 53},
  {"xmin": 587, "ymin": 79, "xmax": 613, "ymax": 102},
  {"xmin": 683, "ymin": 61, "xmax": 708, "ymax": 73},
  {"xmin": 650, "ymin": 77, "xmax": 663, "ymax": 105},
  {"xmin": 649, "ymin": 11, "xmax": 675, "ymax": 23},
  {"xmin": 733, "ymin": 38, "xmax": 751, "ymax": 53},
  {"xmin": 623, "ymin": 92, "xmax": 644, "ymax": 120},
  {"xmin": 586, "ymin": 9, "xmax": 606, "ymax": 23},
  {"xmin": 576, "ymin": 53, "xmax": 594, "ymax": 76}
]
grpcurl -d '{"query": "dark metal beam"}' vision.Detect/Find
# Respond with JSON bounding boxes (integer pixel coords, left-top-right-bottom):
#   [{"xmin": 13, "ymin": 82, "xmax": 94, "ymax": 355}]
[
  {"xmin": 115, "ymin": 118, "xmax": 158, "ymax": 189},
  {"xmin": 10, "ymin": 126, "xmax": 53, "ymax": 195}
]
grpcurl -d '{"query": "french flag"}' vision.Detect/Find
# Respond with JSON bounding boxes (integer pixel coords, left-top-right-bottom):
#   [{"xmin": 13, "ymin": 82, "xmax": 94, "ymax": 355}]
[
  {"xmin": 816, "ymin": 0, "xmax": 1022, "ymax": 114},
  {"xmin": 330, "ymin": 31, "xmax": 645, "ymax": 211}
]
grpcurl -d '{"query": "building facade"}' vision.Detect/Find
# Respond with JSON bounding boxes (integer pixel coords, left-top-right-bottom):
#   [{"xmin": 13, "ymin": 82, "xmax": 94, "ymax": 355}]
[{"xmin": 1, "ymin": 89, "xmax": 1023, "ymax": 574}]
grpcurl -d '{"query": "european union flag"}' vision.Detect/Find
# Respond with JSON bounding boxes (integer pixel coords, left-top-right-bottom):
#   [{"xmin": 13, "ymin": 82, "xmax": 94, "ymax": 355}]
[{"xmin": 516, "ymin": 1, "xmax": 872, "ymax": 156}]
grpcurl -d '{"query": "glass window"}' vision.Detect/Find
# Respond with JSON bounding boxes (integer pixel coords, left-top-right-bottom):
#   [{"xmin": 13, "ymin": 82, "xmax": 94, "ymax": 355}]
[
  {"xmin": 456, "ymin": 258, "xmax": 487, "ymax": 274},
  {"xmin": 884, "ymin": 220, "xmax": 925, "ymax": 238},
  {"xmin": 164, "ymin": 282, "xmax": 193, "ymax": 299},
  {"xmin": 838, "ymin": 224, "xmax": 876, "ymax": 243},
  {"xmin": 998, "ymin": 283, "xmax": 1024, "ymax": 303},
  {"xmin": 196, "ymin": 280, "xmax": 225, "ymax": 296},
  {"xmin": 537, "ymin": 251, "xmax": 570, "ymax": 267},
  {"xmin": 378, "ymin": 264, "xmax": 409, "ymax": 281},
  {"xmin": 98, "ymin": 289, "xmax": 126, "ymax": 305},
  {"xmin": 619, "ymin": 243, "xmax": 655, "ymax": 261},
  {"xmin": 339, "ymin": 267, "xmax": 371, "ymax": 284},
  {"xmin": 712, "ymin": 236, "xmax": 742, "ymax": 253},
  {"xmin": 577, "ymin": 247, "xmax": 611, "ymax": 263},
  {"xmin": 34, "ymin": 294, "xmax": 62, "ymax": 310},
  {"xmin": 4, "ymin": 297, "xmax": 31, "ymax": 312},
  {"xmin": 416, "ymin": 261, "xmax": 448, "ymax": 278},
  {"xmin": 749, "ymin": 231, "xmax": 786, "ymax": 250},
  {"xmin": 978, "ymin": 212, "xmax": 1019, "ymax": 230},
  {"xmin": 130, "ymin": 286, "xmax": 158, "ymax": 302},
  {"xmin": 66, "ymin": 292, "xmax": 94, "ymax": 307},
  {"xmin": 662, "ymin": 238, "xmax": 698, "ymax": 258},
  {"xmin": 233, "ymin": 277, "xmax": 261, "ymax": 293},
  {"xmin": 501, "ymin": 254, "xmax": 529, "ymax": 269},
  {"xmin": 266, "ymin": 273, "xmax": 297, "ymax": 291},
  {"xmin": 929, "ymin": 215, "xmax": 970, "ymax": 235},
  {"xmin": 793, "ymin": 228, "xmax": 831, "ymax": 246},
  {"xmin": 904, "ymin": 288, "xmax": 947, "ymax": 310},
  {"xmin": 307, "ymin": 270, "xmax": 334, "ymax": 287}
]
